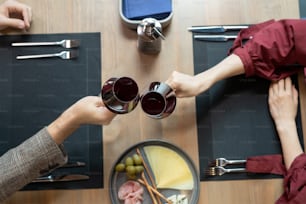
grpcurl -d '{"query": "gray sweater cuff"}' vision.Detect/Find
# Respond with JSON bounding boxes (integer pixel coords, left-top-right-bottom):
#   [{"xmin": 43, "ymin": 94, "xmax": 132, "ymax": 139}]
[{"xmin": 0, "ymin": 127, "xmax": 68, "ymax": 202}]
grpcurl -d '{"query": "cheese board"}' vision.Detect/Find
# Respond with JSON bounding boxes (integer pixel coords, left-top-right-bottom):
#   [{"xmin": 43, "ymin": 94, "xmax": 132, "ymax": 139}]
[{"xmin": 109, "ymin": 140, "xmax": 200, "ymax": 204}]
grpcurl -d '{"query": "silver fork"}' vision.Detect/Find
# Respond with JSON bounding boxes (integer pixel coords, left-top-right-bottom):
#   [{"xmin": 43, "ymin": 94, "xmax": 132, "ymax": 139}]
[
  {"xmin": 16, "ymin": 51, "xmax": 78, "ymax": 60},
  {"xmin": 205, "ymin": 166, "xmax": 246, "ymax": 176},
  {"xmin": 210, "ymin": 158, "xmax": 246, "ymax": 167},
  {"xmin": 12, "ymin": 39, "xmax": 80, "ymax": 48}
]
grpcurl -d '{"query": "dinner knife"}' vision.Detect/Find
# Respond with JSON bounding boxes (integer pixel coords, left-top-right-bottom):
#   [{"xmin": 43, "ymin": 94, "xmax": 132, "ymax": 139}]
[
  {"xmin": 188, "ymin": 25, "xmax": 248, "ymax": 33},
  {"xmin": 59, "ymin": 161, "xmax": 86, "ymax": 168},
  {"xmin": 32, "ymin": 174, "xmax": 89, "ymax": 183},
  {"xmin": 194, "ymin": 35, "xmax": 237, "ymax": 42}
]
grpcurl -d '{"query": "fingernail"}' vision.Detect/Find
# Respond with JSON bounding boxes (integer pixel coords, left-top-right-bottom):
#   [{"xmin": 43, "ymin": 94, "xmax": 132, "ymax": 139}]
[{"xmin": 18, "ymin": 22, "xmax": 25, "ymax": 29}]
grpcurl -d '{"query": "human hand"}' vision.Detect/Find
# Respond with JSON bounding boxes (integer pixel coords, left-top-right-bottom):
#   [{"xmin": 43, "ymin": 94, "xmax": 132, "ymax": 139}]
[
  {"xmin": 48, "ymin": 96, "xmax": 116, "ymax": 145},
  {"xmin": 268, "ymin": 77, "xmax": 303, "ymax": 169},
  {"xmin": 67, "ymin": 96, "xmax": 116, "ymax": 126},
  {"xmin": 165, "ymin": 71, "xmax": 207, "ymax": 98},
  {"xmin": 165, "ymin": 55, "xmax": 245, "ymax": 98},
  {"xmin": 268, "ymin": 77, "xmax": 298, "ymax": 127},
  {"xmin": 0, "ymin": 0, "xmax": 32, "ymax": 30}
]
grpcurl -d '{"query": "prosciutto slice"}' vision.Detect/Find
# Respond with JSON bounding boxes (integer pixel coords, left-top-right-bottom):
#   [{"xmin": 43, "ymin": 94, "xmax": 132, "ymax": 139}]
[{"xmin": 118, "ymin": 181, "xmax": 144, "ymax": 204}]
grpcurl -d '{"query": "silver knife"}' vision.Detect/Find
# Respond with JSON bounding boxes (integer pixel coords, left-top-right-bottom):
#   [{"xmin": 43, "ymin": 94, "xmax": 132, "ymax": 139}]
[
  {"xmin": 188, "ymin": 25, "xmax": 248, "ymax": 33},
  {"xmin": 32, "ymin": 174, "xmax": 89, "ymax": 183},
  {"xmin": 194, "ymin": 35, "xmax": 237, "ymax": 42}
]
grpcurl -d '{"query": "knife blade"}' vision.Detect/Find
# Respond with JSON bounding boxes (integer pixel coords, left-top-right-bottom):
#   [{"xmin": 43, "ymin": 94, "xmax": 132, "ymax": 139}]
[
  {"xmin": 188, "ymin": 25, "xmax": 248, "ymax": 33},
  {"xmin": 59, "ymin": 161, "xmax": 86, "ymax": 168},
  {"xmin": 32, "ymin": 174, "xmax": 89, "ymax": 183},
  {"xmin": 194, "ymin": 35, "xmax": 237, "ymax": 42}
]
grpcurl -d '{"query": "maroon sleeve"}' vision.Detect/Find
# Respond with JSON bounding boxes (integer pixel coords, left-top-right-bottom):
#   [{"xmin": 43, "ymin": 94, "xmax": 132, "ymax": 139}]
[
  {"xmin": 230, "ymin": 19, "xmax": 306, "ymax": 80},
  {"xmin": 276, "ymin": 153, "xmax": 306, "ymax": 203}
]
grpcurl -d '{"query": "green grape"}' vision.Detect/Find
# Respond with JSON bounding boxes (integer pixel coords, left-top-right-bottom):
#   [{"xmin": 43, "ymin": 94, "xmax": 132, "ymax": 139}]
[
  {"xmin": 115, "ymin": 163, "xmax": 125, "ymax": 172},
  {"xmin": 126, "ymin": 165, "xmax": 136, "ymax": 175},
  {"xmin": 125, "ymin": 157, "xmax": 134, "ymax": 166},
  {"xmin": 132, "ymin": 154, "xmax": 142, "ymax": 165},
  {"xmin": 135, "ymin": 165, "xmax": 144, "ymax": 174},
  {"xmin": 126, "ymin": 165, "xmax": 137, "ymax": 180}
]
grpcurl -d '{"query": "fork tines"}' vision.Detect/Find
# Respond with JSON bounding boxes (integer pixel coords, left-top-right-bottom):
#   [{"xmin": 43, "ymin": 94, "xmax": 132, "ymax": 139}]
[
  {"xmin": 64, "ymin": 39, "xmax": 80, "ymax": 48},
  {"xmin": 205, "ymin": 166, "xmax": 226, "ymax": 176},
  {"xmin": 67, "ymin": 50, "xmax": 79, "ymax": 59},
  {"xmin": 205, "ymin": 167, "xmax": 217, "ymax": 176}
]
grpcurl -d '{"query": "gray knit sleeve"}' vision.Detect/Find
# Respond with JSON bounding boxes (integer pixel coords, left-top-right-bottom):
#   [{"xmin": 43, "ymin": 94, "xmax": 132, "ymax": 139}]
[{"xmin": 0, "ymin": 127, "xmax": 68, "ymax": 202}]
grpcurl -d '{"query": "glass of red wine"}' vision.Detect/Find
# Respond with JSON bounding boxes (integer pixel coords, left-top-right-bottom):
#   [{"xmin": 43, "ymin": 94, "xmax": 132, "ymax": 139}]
[
  {"xmin": 101, "ymin": 77, "xmax": 140, "ymax": 114},
  {"xmin": 140, "ymin": 82, "xmax": 176, "ymax": 119}
]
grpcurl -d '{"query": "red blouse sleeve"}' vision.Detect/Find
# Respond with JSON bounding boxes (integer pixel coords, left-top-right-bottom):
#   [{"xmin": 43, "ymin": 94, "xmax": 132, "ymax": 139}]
[
  {"xmin": 229, "ymin": 19, "xmax": 306, "ymax": 80},
  {"xmin": 276, "ymin": 153, "xmax": 306, "ymax": 204}
]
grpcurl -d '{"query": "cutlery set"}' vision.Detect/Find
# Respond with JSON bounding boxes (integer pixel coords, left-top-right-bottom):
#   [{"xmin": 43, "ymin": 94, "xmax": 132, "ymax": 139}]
[
  {"xmin": 32, "ymin": 174, "xmax": 89, "ymax": 183},
  {"xmin": 189, "ymin": 25, "xmax": 248, "ymax": 42},
  {"xmin": 205, "ymin": 158, "xmax": 247, "ymax": 176},
  {"xmin": 32, "ymin": 161, "xmax": 89, "ymax": 183},
  {"xmin": 12, "ymin": 39, "xmax": 80, "ymax": 60}
]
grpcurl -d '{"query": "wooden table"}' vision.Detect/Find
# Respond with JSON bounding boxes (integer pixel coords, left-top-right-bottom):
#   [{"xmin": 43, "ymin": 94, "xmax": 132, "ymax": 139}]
[{"xmin": 3, "ymin": 0, "xmax": 304, "ymax": 203}]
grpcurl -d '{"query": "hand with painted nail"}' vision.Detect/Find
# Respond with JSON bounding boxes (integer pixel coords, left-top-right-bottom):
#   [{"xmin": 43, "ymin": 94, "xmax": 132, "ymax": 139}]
[{"xmin": 0, "ymin": 0, "xmax": 32, "ymax": 30}]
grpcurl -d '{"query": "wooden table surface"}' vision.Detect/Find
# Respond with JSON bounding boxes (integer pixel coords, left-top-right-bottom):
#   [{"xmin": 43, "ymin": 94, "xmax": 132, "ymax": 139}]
[{"xmin": 3, "ymin": 0, "xmax": 305, "ymax": 204}]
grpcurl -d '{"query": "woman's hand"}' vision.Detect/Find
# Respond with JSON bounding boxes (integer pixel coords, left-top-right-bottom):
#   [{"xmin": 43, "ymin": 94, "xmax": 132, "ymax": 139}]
[
  {"xmin": 268, "ymin": 77, "xmax": 298, "ymax": 127},
  {"xmin": 0, "ymin": 0, "xmax": 32, "ymax": 30},
  {"xmin": 166, "ymin": 54, "xmax": 245, "ymax": 98},
  {"xmin": 268, "ymin": 77, "xmax": 303, "ymax": 169},
  {"xmin": 165, "ymin": 71, "xmax": 203, "ymax": 98}
]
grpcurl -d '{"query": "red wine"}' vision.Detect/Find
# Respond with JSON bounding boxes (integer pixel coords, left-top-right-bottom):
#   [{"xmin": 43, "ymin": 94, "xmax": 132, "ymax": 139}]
[
  {"xmin": 141, "ymin": 92, "xmax": 166, "ymax": 115},
  {"xmin": 114, "ymin": 77, "xmax": 138, "ymax": 102}
]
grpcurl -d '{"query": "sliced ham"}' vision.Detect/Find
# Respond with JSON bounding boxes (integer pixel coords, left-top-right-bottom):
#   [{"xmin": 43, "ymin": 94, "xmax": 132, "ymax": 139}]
[{"xmin": 118, "ymin": 180, "xmax": 144, "ymax": 204}]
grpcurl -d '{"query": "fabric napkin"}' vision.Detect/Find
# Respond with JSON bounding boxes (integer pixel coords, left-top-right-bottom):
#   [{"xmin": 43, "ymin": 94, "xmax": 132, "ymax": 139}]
[
  {"xmin": 246, "ymin": 154, "xmax": 286, "ymax": 175},
  {"xmin": 123, "ymin": 0, "xmax": 172, "ymax": 20},
  {"xmin": 246, "ymin": 153, "xmax": 306, "ymax": 203}
]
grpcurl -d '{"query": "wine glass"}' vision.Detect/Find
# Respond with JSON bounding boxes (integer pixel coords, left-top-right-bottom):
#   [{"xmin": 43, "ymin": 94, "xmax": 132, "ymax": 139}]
[
  {"xmin": 140, "ymin": 82, "xmax": 176, "ymax": 119},
  {"xmin": 101, "ymin": 77, "xmax": 140, "ymax": 114}
]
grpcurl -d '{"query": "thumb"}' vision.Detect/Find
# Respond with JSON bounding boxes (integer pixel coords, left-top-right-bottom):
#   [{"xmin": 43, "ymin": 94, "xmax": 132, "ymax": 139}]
[{"xmin": 1, "ymin": 18, "xmax": 25, "ymax": 29}]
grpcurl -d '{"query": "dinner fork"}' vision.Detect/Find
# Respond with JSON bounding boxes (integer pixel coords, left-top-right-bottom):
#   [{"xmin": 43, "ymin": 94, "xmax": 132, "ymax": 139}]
[
  {"xmin": 12, "ymin": 39, "xmax": 80, "ymax": 48},
  {"xmin": 205, "ymin": 166, "xmax": 246, "ymax": 176},
  {"xmin": 210, "ymin": 158, "xmax": 246, "ymax": 167},
  {"xmin": 16, "ymin": 51, "xmax": 78, "ymax": 60}
]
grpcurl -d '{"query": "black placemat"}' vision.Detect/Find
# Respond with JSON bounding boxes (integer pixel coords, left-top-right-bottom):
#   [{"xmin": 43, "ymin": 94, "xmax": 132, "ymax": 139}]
[
  {"xmin": 193, "ymin": 30, "xmax": 304, "ymax": 181},
  {"xmin": 0, "ymin": 33, "xmax": 103, "ymax": 190}
]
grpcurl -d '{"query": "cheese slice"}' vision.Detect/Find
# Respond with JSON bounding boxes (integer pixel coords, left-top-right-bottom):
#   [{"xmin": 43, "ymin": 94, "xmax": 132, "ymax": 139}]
[{"xmin": 143, "ymin": 145, "xmax": 194, "ymax": 190}]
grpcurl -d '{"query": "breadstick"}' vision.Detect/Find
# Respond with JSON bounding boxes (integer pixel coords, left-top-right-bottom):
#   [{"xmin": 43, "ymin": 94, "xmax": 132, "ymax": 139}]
[
  {"xmin": 140, "ymin": 173, "xmax": 158, "ymax": 204},
  {"xmin": 136, "ymin": 148, "xmax": 156, "ymax": 186},
  {"xmin": 138, "ymin": 179, "xmax": 172, "ymax": 204},
  {"xmin": 137, "ymin": 148, "xmax": 162, "ymax": 204}
]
